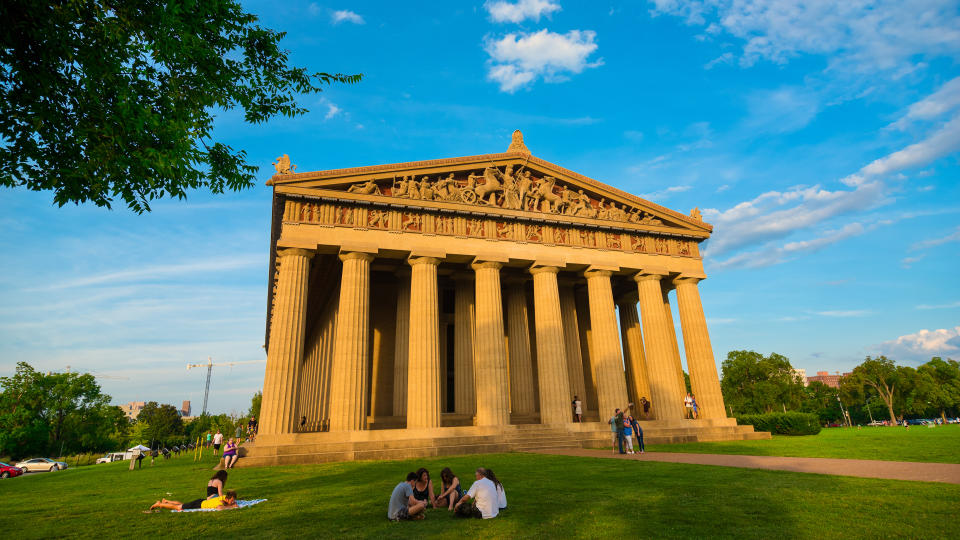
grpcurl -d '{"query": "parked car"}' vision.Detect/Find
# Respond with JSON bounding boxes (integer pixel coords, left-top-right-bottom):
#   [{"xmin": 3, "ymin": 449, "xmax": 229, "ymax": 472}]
[
  {"xmin": 0, "ymin": 462, "xmax": 24, "ymax": 479},
  {"xmin": 867, "ymin": 421, "xmax": 885, "ymax": 426},
  {"xmin": 15, "ymin": 458, "xmax": 68, "ymax": 472},
  {"xmin": 96, "ymin": 452, "xmax": 130, "ymax": 464}
]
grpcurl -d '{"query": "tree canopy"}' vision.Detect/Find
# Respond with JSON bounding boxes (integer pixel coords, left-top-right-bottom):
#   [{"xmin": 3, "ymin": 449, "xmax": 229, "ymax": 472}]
[
  {"xmin": 720, "ymin": 350, "xmax": 806, "ymax": 414},
  {"xmin": 0, "ymin": 0, "xmax": 360, "ymax": 212}
]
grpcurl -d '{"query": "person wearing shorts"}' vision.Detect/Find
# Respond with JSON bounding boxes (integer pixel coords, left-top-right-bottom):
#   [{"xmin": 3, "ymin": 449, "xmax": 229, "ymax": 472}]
[
  {"xmin": 212, "ymin": 430, "xmax": 223, "ymax": 455},
  {"xmin": 684, "ymin": 393, "xmax": 694, "ymax": 419},
  {"xmin": 150, "ymin": 491, "xmax": 238, "ymax": 511},
  {"xmin": 388, "ymin": 472, "xmax": 426, "ymax": 521}
]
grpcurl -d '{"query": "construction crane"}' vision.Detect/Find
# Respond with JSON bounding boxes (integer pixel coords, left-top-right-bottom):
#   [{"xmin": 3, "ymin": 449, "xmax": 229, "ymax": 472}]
[{"xmin": 186, "ymin": 357, "xmax": 266, "ymax": 416}]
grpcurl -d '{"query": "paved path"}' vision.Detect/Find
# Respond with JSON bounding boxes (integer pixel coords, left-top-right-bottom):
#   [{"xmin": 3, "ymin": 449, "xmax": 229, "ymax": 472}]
[{"xmin": 527, "ymin": 448, "xmax": 960, "ymax": 484}]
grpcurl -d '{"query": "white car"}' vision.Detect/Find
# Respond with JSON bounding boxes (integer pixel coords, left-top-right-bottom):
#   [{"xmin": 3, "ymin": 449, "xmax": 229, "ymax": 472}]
[
  {"xmin": 96, "ymin": 452, "xmax": 130, "ymax": 464},
  {"xmin": 15, "ymin": 458, "xmax": 68, "ymax": 472}
]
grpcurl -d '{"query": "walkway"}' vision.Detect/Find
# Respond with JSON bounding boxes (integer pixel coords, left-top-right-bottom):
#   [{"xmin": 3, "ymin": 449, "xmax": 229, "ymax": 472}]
[{"xmin": 527, "ymin": 448, "xmax": 960, "ymax": 484}]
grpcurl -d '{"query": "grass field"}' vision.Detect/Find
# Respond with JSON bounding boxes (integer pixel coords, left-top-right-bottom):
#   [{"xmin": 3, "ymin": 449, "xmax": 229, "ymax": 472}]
[
  {"xmin": 3, "ymin": 445, "xmax": 959, "ymax": 539},
  {"xmin": 646, "ymin": 424, "xmax": 960, "ymax": 463}
]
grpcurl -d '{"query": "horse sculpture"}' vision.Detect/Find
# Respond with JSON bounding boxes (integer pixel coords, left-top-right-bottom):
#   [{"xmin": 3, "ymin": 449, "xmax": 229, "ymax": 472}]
[
  {"xmin": 471, "ymin": 166, "xmax": 503, "ymax": 205},
  {"xmin": 534, "ymin": 176, "xmax": 562, "ymax": 213}
]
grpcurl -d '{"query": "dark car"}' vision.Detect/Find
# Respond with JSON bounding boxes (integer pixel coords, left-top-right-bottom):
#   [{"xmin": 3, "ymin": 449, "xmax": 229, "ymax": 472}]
[{"xmin": 0, "ymin": 462, "xmax": 25, "ymax": 479}]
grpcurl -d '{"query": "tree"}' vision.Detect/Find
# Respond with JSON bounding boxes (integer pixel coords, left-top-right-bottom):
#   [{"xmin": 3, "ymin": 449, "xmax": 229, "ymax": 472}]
[
  {"xmin": 914, "ymin": 357, "xmax": 960, "ymax": 420},
  {"xmin": 799, "ymin": 381, "xmax": 843, "ymax": 424},
  {"xmin": 1, "ymin": 1, "xmax": 360, "ymax": 212},
  {"xmin": 249, "ymin": 391, "xmax": 262, "ymax": 420},
  {"xmin": 137, "ymin": 402, "xmax": 183, "ymax": 447},
  {"xmin": 720, "ymin": 350, "xmax": 805, "ymax": 414},
  {"xmin": 841, "ymin": 356, "xmax": 905, "ymax": 424},
  {"xmin": 0, "ymin": 362, "xmax": 126, "ymax": 458}
]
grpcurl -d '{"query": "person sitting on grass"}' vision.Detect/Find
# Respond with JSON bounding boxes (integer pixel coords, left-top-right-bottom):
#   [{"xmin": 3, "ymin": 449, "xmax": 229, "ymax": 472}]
[
  {"xmin": 412, "ymin": 467, "xmax": 436, "ymax": 508},
  {"xmin": 150, "ymin": 490, "xmax": 238, "ymax": 512},
  {"xmin": 388, "ymin": 472, "xmax": 427, "ymax": 521},
  {"xmin": 207, "ymin": 470, "xmax": 227, "ymax": 499},
  {"xmin": 482, "ymin": 468, "xmax": 506, "ymax": 511},
  {"xmin": 454, "ymin": 468, "xmax": 499, "ymax": 519},
  {"xmin": 435, "ymin": 467, "xmax": 463, "ymax": 510}
]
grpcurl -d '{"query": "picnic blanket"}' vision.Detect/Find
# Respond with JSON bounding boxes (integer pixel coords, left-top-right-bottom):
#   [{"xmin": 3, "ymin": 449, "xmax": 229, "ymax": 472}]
[{"xmin": 179, "ymin": 499, "xmax": 267, "ymax": 512}]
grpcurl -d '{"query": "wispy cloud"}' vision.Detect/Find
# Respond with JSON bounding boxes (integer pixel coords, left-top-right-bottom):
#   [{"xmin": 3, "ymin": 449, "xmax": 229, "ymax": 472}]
[
  {"xmin": 44, "ymin": 255, "xmax": 263, "ymax": 290},
  {"xmin": 324, "ymin": 102, "xmax": 342, "ymax": 120},
  {"xmin": 910, "ymin": 226, "xmax": 960, "ymax": 251},
  {"xmin": 813, "ymin": 309, "xmax": 871, "ymax": 318},
  {"xmin": 916, "ymin": 301, "xmax": 960, "ymax": 310},
  {"xmin": 331, "ymin": 9, "xmax": 364, "ymax": 25},
  {"xmin": 640, "ymin": 185, "xmax": 692, "ymax": 201},
  {"xmin": 844, "ymin": 115, "xmax": 960, "ymax": 186},
  {"xmin": 891, "ymin": 76, "xmax": 960, "ymax": 129},
  {"xmin": 485, "ymin": 0, "xmax": 561, "ymax": 23},
  {"xmin": 484, "ymin": 29, "xmax": 602, "ymax": 92}
]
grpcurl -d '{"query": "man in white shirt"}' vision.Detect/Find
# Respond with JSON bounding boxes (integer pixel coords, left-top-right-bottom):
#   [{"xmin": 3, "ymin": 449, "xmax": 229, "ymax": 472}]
[
  {"xmin": 455, "ymin": 468, "xmax": 499, "ymax": 519},
  {"xmin": 684, "ymin": 393, "xmax": 694, "ymax": 419}
]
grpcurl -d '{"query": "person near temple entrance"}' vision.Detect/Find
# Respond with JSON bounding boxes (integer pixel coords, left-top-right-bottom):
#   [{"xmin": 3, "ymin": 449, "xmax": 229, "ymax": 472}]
[
  {"xmin": 572, "ymin": 396, "xmax": 582, "ymax": 423},
  {"xmin": 684, "ymin": 393, "xmax": 694, "ymax": 419}
]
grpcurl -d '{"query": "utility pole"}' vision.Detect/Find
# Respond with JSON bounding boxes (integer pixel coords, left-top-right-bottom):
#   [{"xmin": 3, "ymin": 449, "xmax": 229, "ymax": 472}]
[{"xmin": 187, "ymin": 357, "xmax": 266, "ymax": 416}]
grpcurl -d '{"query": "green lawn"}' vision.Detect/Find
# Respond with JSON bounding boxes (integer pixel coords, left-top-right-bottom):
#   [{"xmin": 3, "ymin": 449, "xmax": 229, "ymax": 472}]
[
  {"xmin": 646, "ymin": 424, "xmax": 960, "ymax": 463},
  {"xmin": 3, "ymin": 448, "xmax": 958, "ymax": 539}
]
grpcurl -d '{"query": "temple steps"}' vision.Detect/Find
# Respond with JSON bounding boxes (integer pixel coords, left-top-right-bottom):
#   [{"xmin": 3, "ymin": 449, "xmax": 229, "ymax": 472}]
[{"xmin": 234, "ymin": 420, "xmax": 768, "ymax": 468}]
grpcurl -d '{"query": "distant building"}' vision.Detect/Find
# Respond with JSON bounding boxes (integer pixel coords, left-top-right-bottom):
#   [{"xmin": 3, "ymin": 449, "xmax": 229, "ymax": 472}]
[
  {"xmin": 792, "ymin": 368, "xmax": 807, "ymax": 386},
  {"xmin": 806, "ymin": 371, "xmax": 851, "ymax": 389},
  {"xmin": 119, "ymin": 401, "xmax": 146, "ymax": 420},
  {"xmin": 181, "ymin": 400, "xmax": 192, "ymax": 417}
]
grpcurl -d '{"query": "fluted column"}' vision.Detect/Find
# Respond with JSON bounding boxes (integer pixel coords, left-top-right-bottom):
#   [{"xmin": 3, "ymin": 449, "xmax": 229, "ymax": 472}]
[
  {"xmin": 530, "ymin": 266, "xmax": 572, "ymax": 424},
  {"xmin": 675, "ymin": 277, "xmax": 727, "ymax": 419},
  {"xmin": 392, "ymin": 269, "xmax": 411, "ymax": 416},
  {"xmin": 328, "ymin": 251, "xmax": 374, "ymax": 431},
  {"xmin": 662, "ymin": 282, "xmax": 687, "ymax": 394},
  {"xmin": 505, "ymin": 278, "xmax": 536, "ymax": 414},
  {"xmin": 406, "ymin": 257, "xmax": 442, "ymax": 428},
  {"xmin": 472, "ymin": 260, "xmax": 510, "ymax": 426},
  {"xmin": 618, "ymin": 294, "xmax": 651, "ymax": 406},
  {"xmin": 317, "ymin": 297, "xmax": 338, "ymax": 430},
  {"xmin": 584, "ymin": 269, "xmax": 629, "ymax": 418},
  {"xmin": 635, "ymin": 272, "xmax": 686, "ymax": 420},
  {"xmin": 453, "ymin": 274, "xmax": 476, "ymax": 415},
  {"xmin": 559, "ymin": 284, "xmax": 587, "ymax": 404},
  {"xmin": 260, "ymin": 248, "xmax": 313, "ymax": 435}
]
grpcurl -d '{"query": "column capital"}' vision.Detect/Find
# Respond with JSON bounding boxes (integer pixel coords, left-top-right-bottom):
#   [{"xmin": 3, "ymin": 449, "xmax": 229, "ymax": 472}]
[
  {"xmin": 584, "ymin": 269, "xmax": 612, "ymax": 279},
  {"xmin": 277, "ymin": 247, "xmax": 315, "ymax": 260},
  {"xmin": 339, "ymin": 251, "xmax": 375, "ymax": 263},
  {"xmin": 471, "ymin": 260, "xmax": 504, "ymax": 271},
  {"xmin": 407, "ymin": 256, "xmax": 441, "ymax": 267},
  {"xmin": 529, "ymin": 265, "xmax": 560, "ymax": 276},
  {"xmin": 633, "ymin": 272, "xmax": 665, "ymax": 283}
]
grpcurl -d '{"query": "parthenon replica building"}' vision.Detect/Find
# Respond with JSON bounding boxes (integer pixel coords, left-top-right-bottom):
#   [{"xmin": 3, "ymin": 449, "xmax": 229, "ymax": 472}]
[{"xmin": 243, "ymin": 132, "xmax": 766, "ymax": 466}]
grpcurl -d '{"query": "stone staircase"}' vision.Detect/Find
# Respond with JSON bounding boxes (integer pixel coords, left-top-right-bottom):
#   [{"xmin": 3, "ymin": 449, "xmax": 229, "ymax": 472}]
[{"xmin": 236, "ymin": 419, "xmax": 768, "ymax": 468}]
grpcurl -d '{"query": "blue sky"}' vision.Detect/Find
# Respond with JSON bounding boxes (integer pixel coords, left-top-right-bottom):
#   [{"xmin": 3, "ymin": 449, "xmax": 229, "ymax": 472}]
[{"xmin": 2, "ymin": 0, "xmax": 959, "ymax": 414}]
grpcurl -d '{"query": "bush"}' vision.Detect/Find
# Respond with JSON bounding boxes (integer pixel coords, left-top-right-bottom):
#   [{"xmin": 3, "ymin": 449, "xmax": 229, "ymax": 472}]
[{"xmin": 737, "ymin": 412, "xmax": 822, "ymax": 436}]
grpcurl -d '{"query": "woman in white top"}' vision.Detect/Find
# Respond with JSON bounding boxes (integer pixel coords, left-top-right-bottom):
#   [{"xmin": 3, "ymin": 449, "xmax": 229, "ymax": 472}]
[{"xmin": 483, "ymin": 468, "xmax": 507, "ymax": 510}]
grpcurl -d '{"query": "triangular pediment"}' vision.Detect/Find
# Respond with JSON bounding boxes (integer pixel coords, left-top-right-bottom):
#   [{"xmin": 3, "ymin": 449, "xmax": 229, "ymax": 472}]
[{"xmin": 270, "ymin": 151, "xmax": 711, "ymax": 237}]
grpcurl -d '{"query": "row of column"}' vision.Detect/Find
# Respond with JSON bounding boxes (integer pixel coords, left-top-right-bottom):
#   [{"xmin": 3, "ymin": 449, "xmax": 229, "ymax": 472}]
[{"xmin": 259, "ymin": 248, "xmax": 725, "ymax": 435}]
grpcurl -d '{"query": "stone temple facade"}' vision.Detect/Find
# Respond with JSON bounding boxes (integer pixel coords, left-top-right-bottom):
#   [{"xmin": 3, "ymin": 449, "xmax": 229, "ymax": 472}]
[{"xmin": 242, "ymin": 132, "xmax": 766, "ymax": 467}]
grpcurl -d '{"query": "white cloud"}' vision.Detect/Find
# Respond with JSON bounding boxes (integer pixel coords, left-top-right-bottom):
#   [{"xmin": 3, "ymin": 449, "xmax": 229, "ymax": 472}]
[
  {"xmin": 878, "ymin": 327, "xmax": 960, "ymax": 360},
  {"xmin": 648, "ymin": 0, "xmax": 960, "ymax": 73},
  {"xmin": 916, "ymin": 301, "xmax": 960, "ymax": 310},
  {"xmin": 485, "ymin": 29, "xmax": 602, "ymax": 92},
  {"xmin": 744, "ymin": 86, "xmax": 822, "ymax": 134},
  {"xmin": 709, "ymin": 222, "xmax": 868, "ymax": 270},
  {"xmin": 910, "ymin": 226, "xmax": 960, "ymax": 251},
  {"xmin": 843, "ymin": 115, "xmax": 960, "ymax": 185},
  {"xmin": 813, "ymin": 309, "xmax": 871, "ymax": 318},
  {"xmin": 640, "ymin": 185, "xmax": 692, "ymax": 201},
  {"xmin": 324, "ymin": 103, "xmax": 342, "ymax": 120},
  {"xmin": 892, "ymin": 76, "xmax": 960, "ymax": 128},
  {"xmin": 331, "ymin": 9, "xmax": 364, "ymax": 25},
  {"xmin": 901, "ymin": 255, "xmax": 925, "ymax": 268},
  {"xmin": 485, "ymin": 0, "xmax": 561, "ymax": 23},
  {"xmin": 45, "ymin": 255, "xmax": 263, "ymax": 290}
]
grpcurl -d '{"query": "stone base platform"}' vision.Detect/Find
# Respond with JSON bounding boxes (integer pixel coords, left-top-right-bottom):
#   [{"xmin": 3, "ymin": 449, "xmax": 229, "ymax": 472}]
[{"xmin": 235, "ymin": 419, "xmax": 769, "ymax": 468}]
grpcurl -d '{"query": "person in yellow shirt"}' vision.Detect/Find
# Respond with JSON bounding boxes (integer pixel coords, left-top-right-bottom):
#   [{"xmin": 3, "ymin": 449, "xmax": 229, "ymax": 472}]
[{"xmin": 150, "ymin": 490, "xmax": 239, "ymax": 511}]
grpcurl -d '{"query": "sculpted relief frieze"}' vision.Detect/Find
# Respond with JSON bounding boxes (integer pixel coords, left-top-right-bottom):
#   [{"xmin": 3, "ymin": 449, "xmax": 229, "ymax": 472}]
[
  {"xmin": 340, "ymin": 165, "xmax": 667, "ymax": 226},
  {"xmin": 282, "ymin": 199, "xmax": 701, "ymax": 259}
]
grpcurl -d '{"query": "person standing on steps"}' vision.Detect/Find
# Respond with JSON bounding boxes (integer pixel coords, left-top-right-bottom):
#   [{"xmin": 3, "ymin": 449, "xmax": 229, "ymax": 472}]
[
  {"xmin": 684, "ymin": 393, "xmax": 694, "ymax": 419},
  {"xmin": 640, "ymin": 397, "xmax": 651, "ymax": 420},
  {"xmin": 572, "ymin": 396, "xmax": 583, "ymax": 423}
]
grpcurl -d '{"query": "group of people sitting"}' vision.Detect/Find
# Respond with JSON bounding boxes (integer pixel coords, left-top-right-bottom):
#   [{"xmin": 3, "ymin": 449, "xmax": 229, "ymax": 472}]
[
  {"xmin": 147, "ymin": 470, "xmax": 239, "ymax": 512},
  {"xmin": 389, "ymin": 466, "xmax": 506, "ymax": 521}
]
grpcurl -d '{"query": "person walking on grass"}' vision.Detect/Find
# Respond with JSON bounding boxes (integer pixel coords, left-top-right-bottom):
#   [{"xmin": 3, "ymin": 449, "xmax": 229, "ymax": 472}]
[
  {"xmin": 150, "ymin": 490, "xmax": 238, "ymax": 512},
  {"xmin": 212, "ymin": 430, "xmax": 223, "ymax": 456},
  {"xmin": 629, "ymin": 415, "xmax": 644, "ymax": 454},
  {"xmin": 205, "ymin": 432, "xmax": 213, "ymax": 449},
  {"xmin": 388, "ymin": 472, "xmax": 426, "ymax": 521},
  {"xmin": 572, "ymin": 395, "xmax": 583, "ymax": 423}
]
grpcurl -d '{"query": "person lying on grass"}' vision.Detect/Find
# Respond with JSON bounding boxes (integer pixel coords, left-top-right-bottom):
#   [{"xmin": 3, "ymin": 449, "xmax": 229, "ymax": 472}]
[
  {"xmin": 150, "ymin": 490, "xmax": 239, "ymax": 512},
  {"xmin": 388, "ymin": 472, "xmax": 427, "ymax": 521}
]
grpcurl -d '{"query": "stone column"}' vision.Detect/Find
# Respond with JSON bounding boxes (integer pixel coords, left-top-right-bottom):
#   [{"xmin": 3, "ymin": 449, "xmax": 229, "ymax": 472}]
[
  {"xmin": 662, "ymin": 282, "xmax": 687, "ymax": 394},
  {"xmin": 617, "ymin": 293, "xmax": 651, "ymax": 406},
  {"xmin": 584, "ymin": 269, "xmax": 629, "ymax": 419},
  {"xmin": 635, "ymin": 272, "xmax": 686, "ymax": 420},
  {"xmin": 675, "ymin": 277, "xmax": 727, "ymax": 419},
  {"xmin": 406, "ymin": 257, "xmax": 442, "ymax": 429},
  {"xmin": 328, "ymin": 251, "xmax": 374, "ymax": 431},
  {"xmin": 260, "ymin": 248, "xmax": 313, "ymax": 436},
  {"xmin": 530, "ymin": 266, "xmax": 572, "ymax": 424},
  {"xmin": 559, "ymin": 284, "xmax": 587, "ymax": 404},
  {"xmin": 472, "ymin": 260, "xmax": 510, "ymax": 426},
  {"xmin": 392, "ymin": 269, "xmax": 411, "ymax": 417},
  {"xmin": 453, "ymin": 274, "xmax": 476, "ymax": 415},
  {"xmin": 505, "ymin": 278, "xmax": 536, "ymax": 414}
]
